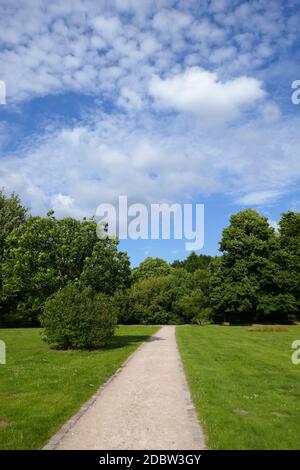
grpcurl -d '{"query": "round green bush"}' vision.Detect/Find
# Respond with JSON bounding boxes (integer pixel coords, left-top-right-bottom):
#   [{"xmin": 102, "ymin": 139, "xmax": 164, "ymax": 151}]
[{"xmin": 40, "ymin": 284, "xmax": 117, "ymax": 349}]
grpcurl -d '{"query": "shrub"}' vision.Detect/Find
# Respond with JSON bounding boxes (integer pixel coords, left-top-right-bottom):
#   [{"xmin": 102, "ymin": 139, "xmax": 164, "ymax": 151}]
[
  {"xmin": 40, "ymin": 284, "xmax": 117, "ymax": 349},
  {"xmin": 192, "ymin": 307, "xmax": 213, "ymax": 325}
]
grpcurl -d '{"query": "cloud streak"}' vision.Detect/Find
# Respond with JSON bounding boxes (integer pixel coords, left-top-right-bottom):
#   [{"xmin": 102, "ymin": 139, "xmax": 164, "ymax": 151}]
[
  {"xmin": 1, "ymin": 109, "xmax": 300, "ymax": 217},
  {"xmin": 0, "ymin": 0, "xmax": 298, "ymax": 103}
]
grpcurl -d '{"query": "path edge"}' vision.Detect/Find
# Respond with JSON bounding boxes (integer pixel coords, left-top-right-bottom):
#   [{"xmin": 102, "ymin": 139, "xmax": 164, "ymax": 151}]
[
  {"xmin": 175, "ymin": 325, "xmax": 207, "ymax": 450},
  {"xmin": 43, "ymin": 327, "xmax": 162, "ymax": 450}
]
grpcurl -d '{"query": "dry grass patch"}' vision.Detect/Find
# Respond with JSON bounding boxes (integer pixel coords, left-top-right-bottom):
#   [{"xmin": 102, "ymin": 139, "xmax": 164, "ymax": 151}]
[
  {"xmin": 247, "ymin": 325, "xmax": 289, "ymax": 332},
  {"xmin": 0, "ymin": 419, "xmax": 9, "ymax": 427}
]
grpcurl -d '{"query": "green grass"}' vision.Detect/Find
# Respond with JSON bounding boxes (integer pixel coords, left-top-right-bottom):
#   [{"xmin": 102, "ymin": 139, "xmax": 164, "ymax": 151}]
[
  {"xmin": 0, "ymin": 325, "xmax": 158, "ymax": 450},
  {"xmin": 176, "ymin": 325, "xmax": 300, "ymax": 450}
]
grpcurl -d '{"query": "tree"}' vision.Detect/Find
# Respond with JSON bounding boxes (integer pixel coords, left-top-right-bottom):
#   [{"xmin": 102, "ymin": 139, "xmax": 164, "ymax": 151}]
[
  {"xmin": 192, "ymin": 268, "xmax": 211, "ymax": 298},
  {"xmin": 278, "ymin": 211, "xmax": 300, "ymax": 317},
  {"xmin": 127, "ymin": 269, "xmax": 192, "ymax": 324},
  {"xmin": 174, "ymin": 289, "xmax": 212, "ymax": 324},
  {"xmin": 113, "ymin": 289, "xmax": 132, "ymax": 324},
  {"xmin": 2, "ymin": 216, "xmax": 55, "ymax": 323},
  {"xmin": 0, "ymin": 190, "xmax": 28, "ymax": 258},
  {"xmin": 2, "ymin": 214, "xmax": 131, "ymax": 324},
  {"xmin": 172, "ymin": 252, "xmax": 213, "ymax": 272},
  {"xmin": 80, "ymin": 238, "xmax": 131, "ymax": 295},
  {"xmin": 210, "ymin": 209, "xmax": 297, "ymax": 323},
  {"xmin": 0, "ymin": 190, "xmax": 28, "ymax": 324},
  {"xmin": 132, "ymin": 257, "xmax": 172, "ymax": 283}
]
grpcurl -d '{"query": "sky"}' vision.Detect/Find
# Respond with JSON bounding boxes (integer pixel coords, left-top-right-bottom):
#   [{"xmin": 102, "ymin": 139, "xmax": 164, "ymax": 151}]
[{"xmin": 0, "ymin": 0, "xmax": 300, "ymax": 266}]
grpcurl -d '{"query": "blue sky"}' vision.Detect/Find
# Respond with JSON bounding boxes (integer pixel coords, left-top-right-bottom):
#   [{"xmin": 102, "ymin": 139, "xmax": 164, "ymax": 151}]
[{"xmin": 0, "ymin": 0, "xmax": 300, "ymax": 266}]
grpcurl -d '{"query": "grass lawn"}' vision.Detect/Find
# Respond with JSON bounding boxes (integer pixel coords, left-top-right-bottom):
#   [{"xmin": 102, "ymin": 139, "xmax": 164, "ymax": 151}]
[
  {"xmin": 176, "ymin": 325, "xmax": 300, "ymax": 450},
  {"xmin": 0, "ymin": 325, "xmax": 158, "ymax": 450}
]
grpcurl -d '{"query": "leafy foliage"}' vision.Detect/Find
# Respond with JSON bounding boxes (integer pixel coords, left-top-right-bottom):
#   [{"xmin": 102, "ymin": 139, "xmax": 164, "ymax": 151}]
[
  {"xmin": 1, "ymin": 213, "xmax": 130, "ymax": 324},
  {"xmin": 80, "ymin": 239, "xmax": 131, "ymax": 295},
  {"xmin": 1, "ymin": 190, "xmax": 300, "ymax": 327},
  {"xmin": 279, "ymin": 211, "xmax": 300, "ymax": 314},
  {"xmin": 125, "ymin": 268, "xmax": 211, "ymax": 324},
  {"xmin": 210, "ymin": 209, "xmax": 298, "ymax": 323},
  {"xmin": 0, "ymin": 190, "xmax": 28, "ymax": 323},
  {"xmin": 0, "ymin": 190, "xmax": 28, "ymax": 258},
  {"xmin": 127, "ymin": 273, "xmax": 185, "ymax": 324},
  {"xmin": 132, "ymin": 257, "xmax": 172, "ymax": 282},
  {"xmin": 40, "ymin": 284, "xmax": 117, "ymax": 349},
  {"xmin": 175, "ymin": 289, "xmax": 212, "ymax": 324},
  {"xmin": 172, "ymin": 252, "xmax": 213, "ymax": 272}
]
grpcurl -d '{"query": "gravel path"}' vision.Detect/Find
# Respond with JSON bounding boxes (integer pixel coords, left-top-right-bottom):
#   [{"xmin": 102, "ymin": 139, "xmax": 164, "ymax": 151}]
[{"xmin": 45, "ymin": 325, "xmax": 206, "ymax": 450}]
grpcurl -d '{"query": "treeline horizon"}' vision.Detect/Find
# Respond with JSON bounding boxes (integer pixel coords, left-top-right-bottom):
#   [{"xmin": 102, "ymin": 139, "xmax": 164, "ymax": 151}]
[{"xmin": 1, "ymin": 189, "xmax": 300, "ymax": 327}]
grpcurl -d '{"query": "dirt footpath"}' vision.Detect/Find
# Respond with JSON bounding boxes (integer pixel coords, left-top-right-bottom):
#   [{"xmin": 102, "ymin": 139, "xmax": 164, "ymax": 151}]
[{"xmin": 45, "ymin": 325, "xmax": 206, "ymax": 450}]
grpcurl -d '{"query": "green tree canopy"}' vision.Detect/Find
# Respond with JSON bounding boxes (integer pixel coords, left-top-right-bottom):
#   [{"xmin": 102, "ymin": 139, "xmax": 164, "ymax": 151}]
[
  {"xmin": 0, "ymin": 190, "xmax": 28, "ymax": 260},
  {"xmin": 132, "ymin": 257, "xmax": 172, "ymax": 283},
  {"xmin": 278, "ymin": 211, "xmax": 300, "ymax": 315},
  {"xmin": 172, "ymin": 252, "xmax": 213, "ymax": 272},
  {"xmin": 2, "ymin": 213, "xmax": 130, "ymax": 324},
  {"xmin": 125, "ymin": 267, "xmax": 212, "ymax": 324},
  {"xmin": 0, "ymin": 190, "xmax": 28, "ymax": 323},
  {"xmin": 126, "ymin": 269, "xmax": 191, "ymax": 324},
  {"xmin": 210, "ymin": 209, "xmax": 297, "ymax": 323}
]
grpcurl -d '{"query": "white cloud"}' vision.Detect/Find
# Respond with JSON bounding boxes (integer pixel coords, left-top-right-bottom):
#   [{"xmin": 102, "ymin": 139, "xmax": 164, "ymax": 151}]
[
  {"xmin": 268, "ymin": 219, "xmax": 279, "ymax": 232},
  {"xmin": 52, "ymin": 193, "xmax": 74, "ymax": 208},
  {"xmin": 235, "ymin": 190, "xmax": 283, "ymax": 206},
  {"xmin": 0, "ymin": 0, "xmax": 299, "ymax": 220},
  {"xmin": 210, "ymin": 46, "xmax": 236, "ymax": 63},
  {"xmin": 117, "ymin": 87, "xmax": 143, "ymax": 110},
  {"xmin": 51, "ymin": 193, "xmax": 80, "ymax": 217},
  {"xmin": 259, "ymin": 101, "xmax": 281, "ymax": 122},
  {"xmin": 1, "ymin": 110, "xmax": 300, "ymax": 217},
  {"xmin": 91, "ymin": 15, "xmax": 121, "ymax": 40},
  {"xmin": 149, "ymin": 67, "xmax": 265, "ymax": 124},
  {"xmin": 0, "ymin": 1, "xmax": 296, "ymax": 104},
  {"xmin": 152, "ymin": 9, "xmax": 192, "ymax": 33},
  {"xmin": 209, "ymin": 0, "xmax": 231, "ymax": 14}
]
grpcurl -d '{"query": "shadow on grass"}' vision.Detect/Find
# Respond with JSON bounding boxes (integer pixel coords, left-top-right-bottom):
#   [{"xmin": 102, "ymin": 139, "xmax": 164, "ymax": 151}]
[{"xmin": 103, "ymin": 333, "xmax": 164, "ymax": 350}]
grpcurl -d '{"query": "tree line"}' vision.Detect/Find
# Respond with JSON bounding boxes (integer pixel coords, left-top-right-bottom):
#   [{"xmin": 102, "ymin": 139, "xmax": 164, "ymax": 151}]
[{"xmin": 1, "ymin": 190, "xmax": 300, "ymax": 339}]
